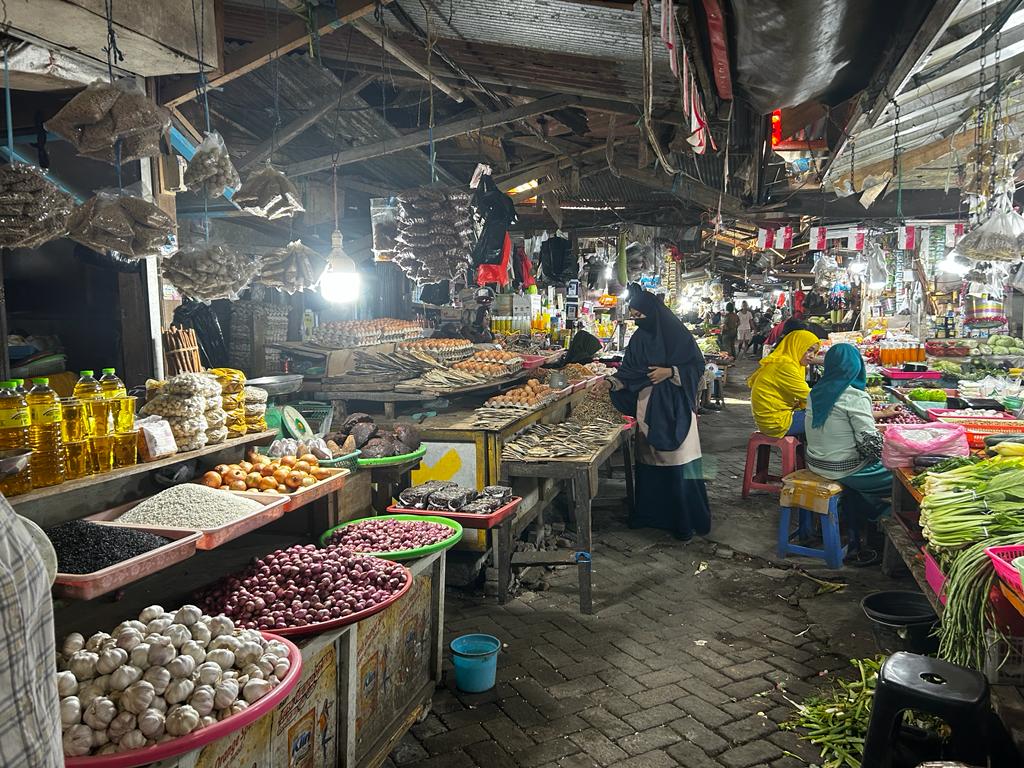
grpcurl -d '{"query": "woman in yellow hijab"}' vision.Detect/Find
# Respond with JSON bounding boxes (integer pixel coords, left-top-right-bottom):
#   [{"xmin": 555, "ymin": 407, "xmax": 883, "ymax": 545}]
[{"xmin": 747, "ymin": 329, "xmax": 820, "ymax": 437}]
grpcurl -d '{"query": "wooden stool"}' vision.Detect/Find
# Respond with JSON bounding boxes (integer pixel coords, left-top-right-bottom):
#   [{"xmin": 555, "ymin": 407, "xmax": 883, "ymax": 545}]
[
  {"xmin": 741, "ymin": 432, "xmax": 803, "ymax": 497},
  {"xmin": 778, "ymin": 469, "xmax": 845, "ymax": 569}
]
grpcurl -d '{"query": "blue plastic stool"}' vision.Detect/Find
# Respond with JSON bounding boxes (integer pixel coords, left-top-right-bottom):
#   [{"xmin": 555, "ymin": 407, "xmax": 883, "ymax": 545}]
[{"xmin": 777, "ymin": 471, "xmax": 846, "ymax": 569}]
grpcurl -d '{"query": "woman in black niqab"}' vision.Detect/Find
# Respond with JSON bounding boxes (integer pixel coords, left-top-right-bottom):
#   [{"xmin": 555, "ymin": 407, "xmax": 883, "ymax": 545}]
[{"xmin": 605, "ymin": 284, "xmax": 711, "ymax": 539}]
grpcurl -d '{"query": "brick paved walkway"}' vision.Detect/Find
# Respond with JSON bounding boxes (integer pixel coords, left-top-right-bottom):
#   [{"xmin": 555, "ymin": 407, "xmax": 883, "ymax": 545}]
[{"xmin": 390, "ymin": 361, "xmax": 890, "ymax": 768}]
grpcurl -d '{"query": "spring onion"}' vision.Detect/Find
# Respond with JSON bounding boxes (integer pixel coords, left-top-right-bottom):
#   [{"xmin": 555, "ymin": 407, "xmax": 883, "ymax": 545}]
[{"xmin": 919, "ymin": 458, "xmax": 1024, "ymax": 550}]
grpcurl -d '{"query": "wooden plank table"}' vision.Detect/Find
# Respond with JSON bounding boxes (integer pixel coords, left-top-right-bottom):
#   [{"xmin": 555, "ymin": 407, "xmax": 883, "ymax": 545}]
[
  {"xmin": 880, "ymin": 468, "xmax": 1024, "ymax": 757},
  {"xmin": 500, "ymin": 423, "xmax": 636, "ymax": 614}
]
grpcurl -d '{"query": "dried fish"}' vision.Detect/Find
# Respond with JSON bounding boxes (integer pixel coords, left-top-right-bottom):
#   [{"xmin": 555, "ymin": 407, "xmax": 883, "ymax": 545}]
[{"xmin": 501, "ymin": 420, "xmax": 620, "ymax": 462}]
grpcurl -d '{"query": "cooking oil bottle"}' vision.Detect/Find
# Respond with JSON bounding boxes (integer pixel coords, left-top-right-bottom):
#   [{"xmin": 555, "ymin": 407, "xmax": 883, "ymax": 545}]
[
  {"xmin": 12, "ymin": 379, "xmax": 26, "ymax": 396},
  {"xmin": 73, "ymin": 370, "xmax": 102, "ymax": 400},
  {"xmin": 0, "ymin": 381, "xmax": 31, "ymax": 496},
  {"xmin": 27, "ymin": 377, "xmax": 65, "ymax": 488},
  {"xmin": 99, "ymin": 368, "xmax": 126, "ymax": 399}
]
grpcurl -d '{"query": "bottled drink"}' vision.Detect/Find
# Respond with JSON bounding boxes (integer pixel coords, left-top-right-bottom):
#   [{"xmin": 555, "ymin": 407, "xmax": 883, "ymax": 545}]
[
  {"xmin": 73, "ymin": 370, "xmax": 102, "ymax": 400},
  {"xmin": 0, "ymin": 381, "xmax": 31, "ymax": 496},
  {"xmin": 11, "ymin": 378, "xmax": 26, "ymax": 396},
  {"xmin": 99, "ymin": 368, "xmax": 127, "ymax": 399},
  {"xmin": 26, "ymin": 377, "xmax": 65, "ymax": 488}
]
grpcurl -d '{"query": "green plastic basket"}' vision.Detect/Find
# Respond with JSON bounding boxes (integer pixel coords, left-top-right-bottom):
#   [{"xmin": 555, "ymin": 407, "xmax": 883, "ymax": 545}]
[
  {"xmin": 356, "ymin": 445, "xmax": 427, "ymax": 468},
  {"xmin": 319, "ymin": 450, "xmax": 361, "ymax": 471},
  {"xmin": 318, "ymin": 514, "xmax": 463, "ymax": 560},
  {"xmin": 294, "ymin": 401, "xmax": 334, "ymax": 436}
]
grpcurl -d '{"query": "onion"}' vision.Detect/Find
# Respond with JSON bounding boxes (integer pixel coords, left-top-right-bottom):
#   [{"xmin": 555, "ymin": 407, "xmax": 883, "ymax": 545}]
[{"xmin": 326, "ymin": 519, "xmax": 453, "ymax": 553}]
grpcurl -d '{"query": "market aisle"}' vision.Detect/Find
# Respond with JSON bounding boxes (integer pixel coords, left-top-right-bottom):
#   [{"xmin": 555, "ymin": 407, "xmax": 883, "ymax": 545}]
[{"xmin": 389, "ymin": 361, "xmax": 894, "ymax": 768}]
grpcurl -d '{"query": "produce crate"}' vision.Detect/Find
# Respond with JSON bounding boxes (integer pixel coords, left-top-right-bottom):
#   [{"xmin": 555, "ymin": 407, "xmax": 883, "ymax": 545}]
[
  {"xmin": 294, "ymin": 400, "xmax": 334, "ymax": 436},
  {"xmin": 986, "ymin": 544, "xmax": 1024, "ymax": 593},
  {"xmin": 926, "ymin": 408, "xmax": 1014, "ymax": 421},
  {"xmin": 278, "ymin": 467, "xmax": 349, "ymax": 512},
  {"xmin": 940, "ymin": 418, "xmax": 1024, "ymax": 448},
  {"xmin": 386, "ymin": 496, "xmax": 522, "ymax": 530},
  {"xmin": 319, "ymin": 449, "xmax": 361, "ymax": 471},
  {"xmin": 984, "ymin": 630, "xmax": 1024, "ymax": 686},
  {"xmin": 922, "ymin": 547, "xmax": 948, "ymax": 605},
  {"xmin": 53, "ymin": 525, "xmax": 201, "ymax": 601}
]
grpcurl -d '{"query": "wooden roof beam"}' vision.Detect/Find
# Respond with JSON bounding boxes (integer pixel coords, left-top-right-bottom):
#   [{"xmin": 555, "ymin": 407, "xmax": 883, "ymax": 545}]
[
  {"xmin": 160, "ymin": 1, "xmax": 381, "ymax": 108},
  {"xmin": 238, "ymin": 74, "xmax": 375, "ymax": 171},
  {"xmin": 284, "ymin": 94, "xmax": 580, "ymax": 177}
]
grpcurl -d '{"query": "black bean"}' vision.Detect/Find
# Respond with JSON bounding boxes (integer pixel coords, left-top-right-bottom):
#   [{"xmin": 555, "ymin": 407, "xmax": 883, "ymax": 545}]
[{"xmin": 46, "ymin": 520, "xmax": 172, "ymax": 574}]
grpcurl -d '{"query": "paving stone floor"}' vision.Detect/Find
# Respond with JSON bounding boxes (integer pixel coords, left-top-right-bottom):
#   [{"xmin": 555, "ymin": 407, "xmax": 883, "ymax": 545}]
[{"xmin": 389, "ymin": 360, "xmax": 900, "ymax": 768}]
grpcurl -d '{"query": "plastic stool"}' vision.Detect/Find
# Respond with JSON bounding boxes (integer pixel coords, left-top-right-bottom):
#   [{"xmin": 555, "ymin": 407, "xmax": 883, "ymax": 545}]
[
  {"xmin": 742, "ymin": 432, "xmax": 803, "ymax": 497},
  {"xmin": 777, "ymin": 469, "xmax": 846, "ymax": 569},
  {"xmin": 862, "ymin": 652, "xmax": 990, "ymax": 768}
]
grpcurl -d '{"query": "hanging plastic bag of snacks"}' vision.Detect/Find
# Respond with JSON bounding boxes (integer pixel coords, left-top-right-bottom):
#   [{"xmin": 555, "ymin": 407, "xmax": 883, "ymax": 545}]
[
  {"xmin": 68, "ymin": 191, "xmax": 176, "ymax": 258},
  {"xmin": 0, "ymin": 164, "xmax": 75, "ymax": 248},
  {"xmin": 160, "ymin": 244, "xmax": 261, "ymax": 301},
  {"xmin": 257, "ymin": 240, "xmax": 328, "ymax": 293},
  {"xmin": 956, "ymin": 195, "xmax": 1024, "ymax": 262},
  {"xmin": 184, "ymin": 131, "xmax": 241, "ymax": 198},
  {"xmin": 234, "ymin": 164, "xmax": 305, "ymax": 220}
]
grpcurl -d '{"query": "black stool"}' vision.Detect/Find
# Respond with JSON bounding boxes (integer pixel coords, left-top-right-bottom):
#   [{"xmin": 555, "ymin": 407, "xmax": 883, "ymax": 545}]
[{"xmin": 862, "ymin": 652, "xmax": 990, "ymax": 767}]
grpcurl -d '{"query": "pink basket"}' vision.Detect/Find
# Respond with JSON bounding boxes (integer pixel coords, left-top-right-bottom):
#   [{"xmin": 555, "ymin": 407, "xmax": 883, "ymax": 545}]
[
  {"xmin": 923, "ymin": 547, "xmax": 948, "ymax": 605},
  {"xmin": 986, "ymin": 545, "xmax": 1024, "ymax": 593},
  {"xmin": 882, "ymin": 367, "xmax": 942, "ymax": 380}
]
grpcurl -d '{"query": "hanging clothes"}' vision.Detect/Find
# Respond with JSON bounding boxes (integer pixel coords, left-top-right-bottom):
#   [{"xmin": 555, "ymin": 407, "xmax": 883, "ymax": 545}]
[
  {"xmin": 511, "ymin": 241, "xmax": 536, "ymax": 291},
  {"xmin": 476, "ymin": 233, "xmax": 511, "ymax": 287},
  {"xmin": 471, "ymin": 176, "xmax": 517, "ymax": 267}
]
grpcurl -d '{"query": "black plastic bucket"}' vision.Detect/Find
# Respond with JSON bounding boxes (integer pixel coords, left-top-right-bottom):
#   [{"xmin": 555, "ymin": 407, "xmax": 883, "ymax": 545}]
[{"xmin": 861, "ymin": 591, "xmax": 939, "ymax": 655}]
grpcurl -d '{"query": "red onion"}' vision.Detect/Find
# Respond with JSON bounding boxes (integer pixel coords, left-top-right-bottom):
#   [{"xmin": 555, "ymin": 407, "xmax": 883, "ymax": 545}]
[
  {"xmin": 196, "ymin": 543, "xmax": 408, "ymax": 629},
  {"xmin": 326, "ymin": 518, "xmax": 454, "ymax": 553},
  {"xmin": 872, "ymin": 403, "xmax": 926, "ymax": 424}
]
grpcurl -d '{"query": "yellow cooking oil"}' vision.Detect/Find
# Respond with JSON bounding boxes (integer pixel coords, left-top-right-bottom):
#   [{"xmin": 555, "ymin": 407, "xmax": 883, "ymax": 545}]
[
  {"xmin": 27, "ymin": 377, "xmax": 65, "ymax": 488},
  {"xmin": 0, "ymin": 381, "xmax": 31, "ymax": 496},
  {"xmin": 99, "ymin": 368, "xmax": 127, "ymax": 399},
  {"xmin": 73, "ymin": 370, "xmax": 102, "ymax": 400}
]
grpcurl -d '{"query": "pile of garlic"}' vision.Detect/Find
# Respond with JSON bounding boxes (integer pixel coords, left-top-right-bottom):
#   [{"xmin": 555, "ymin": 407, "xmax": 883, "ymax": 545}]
[{"xmin": 57, "ymin": 604, "xmax": 291, "ymax": 756}]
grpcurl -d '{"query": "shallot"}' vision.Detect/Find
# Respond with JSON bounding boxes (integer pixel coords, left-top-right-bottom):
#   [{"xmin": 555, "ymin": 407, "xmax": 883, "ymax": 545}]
[{"xmin": 326, "ymin": 518, "xmax": 454, "ymax": 553}]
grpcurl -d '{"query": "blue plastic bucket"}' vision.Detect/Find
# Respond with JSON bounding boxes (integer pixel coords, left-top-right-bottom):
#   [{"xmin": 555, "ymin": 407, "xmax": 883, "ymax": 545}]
[{"xmin": 450, "ymin": 634, "xmax": 501, "ymax": 693}]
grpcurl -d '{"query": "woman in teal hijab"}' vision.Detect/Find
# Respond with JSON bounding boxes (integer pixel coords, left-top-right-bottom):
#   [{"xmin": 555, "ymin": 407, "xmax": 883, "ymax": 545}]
[{"xmin": 805, "ymin": 344, "xmax": 895, "ymax": 565}]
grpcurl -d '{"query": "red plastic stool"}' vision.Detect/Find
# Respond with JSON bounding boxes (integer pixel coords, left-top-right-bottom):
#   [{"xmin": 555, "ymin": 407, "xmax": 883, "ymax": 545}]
[{"xmin": 741, "ymin": 432, "xmax": 804, "ymax": 497}]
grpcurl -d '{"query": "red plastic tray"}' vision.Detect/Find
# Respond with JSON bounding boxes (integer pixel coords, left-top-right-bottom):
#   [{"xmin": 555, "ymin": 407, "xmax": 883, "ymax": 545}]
[
  {"xmin": 53, "ymin": 525, "xmax": 202, "ymax": 601},
  {"xmin": 65, "ymin": 632, "xmax": 302, "ymax": 768},
  {"xmin": 387, "ymin": 496, "xmax": 523, "ymax": 530},
  {"xmin": 94, "ymin": 494, "xmax": 288, "ymax": 551},
  {"xmin": 267, "ymin": 558, "xmax": 414, "ymax": 637}
]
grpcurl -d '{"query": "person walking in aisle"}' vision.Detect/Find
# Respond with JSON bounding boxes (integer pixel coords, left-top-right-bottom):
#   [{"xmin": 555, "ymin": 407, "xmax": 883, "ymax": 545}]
[
  {"xmin": 720, "ymin": 302, "xmax": 739, "ymax": 359},
  {"xmin": 736, "ymin": 301, "xmax": 754, "ymax": 358},
  {"xmin": 599, "ymin": 284, "xmax": 711, "ymax": 541}
]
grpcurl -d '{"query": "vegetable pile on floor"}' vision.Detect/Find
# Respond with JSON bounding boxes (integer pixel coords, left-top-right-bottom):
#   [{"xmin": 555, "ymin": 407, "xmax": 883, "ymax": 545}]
[{"xmin": 57, "ymin": 605, "xmax": 291, "ymax": 756}]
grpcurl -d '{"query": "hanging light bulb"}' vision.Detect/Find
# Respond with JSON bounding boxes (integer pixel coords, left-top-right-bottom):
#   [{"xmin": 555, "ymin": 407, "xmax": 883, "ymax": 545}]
[
  {"xmin": 320, "ymin": 166, "xmax": 361, "ymax": 304},
  {"xmin": 938, "ymin": 249, "xmax": 970, "ymax": 277}
]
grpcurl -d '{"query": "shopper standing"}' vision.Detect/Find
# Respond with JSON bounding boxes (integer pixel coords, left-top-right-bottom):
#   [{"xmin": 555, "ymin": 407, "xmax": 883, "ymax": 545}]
[
  {"xmin": 736, "ymin": 301, "xmax": 754, "ymax": 357},
  {"xmin": 600, "ymin": 284, "xmax": 711, "ymax": 541},
  {"xmin": 720, "ymin": 303, "xmax": 739, "ymax": 359}
]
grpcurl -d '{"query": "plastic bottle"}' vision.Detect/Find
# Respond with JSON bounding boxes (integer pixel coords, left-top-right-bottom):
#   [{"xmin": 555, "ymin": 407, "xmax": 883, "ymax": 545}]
[
  {"xmin": 73, "ymin": 370, "xmax": 102, "ymax": 400},
  {"xmin": 0, "ymin": 381, "xmax": 31, "ymax": 496},
  {"xmin": 99, "ymin": 368, "xmax": 127, "ymax": 399},
  {"xmin": 11, "ymin": 378, "xmax": 26, "ymax": 396},
  {"xmin": 26, "ymin": 377, "xmax": 65, "ymax": 488}
]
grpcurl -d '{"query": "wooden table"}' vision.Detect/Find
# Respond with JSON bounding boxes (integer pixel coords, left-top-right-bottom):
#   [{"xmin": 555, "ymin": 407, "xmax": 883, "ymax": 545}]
[
  {"xmin": 880, "ymin": 468, "xmax": 1024, "ymax": 757},
  {"xmin": 500, "ymin": 423, "xmax": 636, "ymax": 614},
  {"xmin": 367, "ymin": 455, "xmax": 425, "ymax": 513}
]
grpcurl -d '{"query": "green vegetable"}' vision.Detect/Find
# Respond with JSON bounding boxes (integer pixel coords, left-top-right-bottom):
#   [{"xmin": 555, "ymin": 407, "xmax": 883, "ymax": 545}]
[
  {"xmin": 908, "ymin": 387, "xmax": 946, "ymax": 402},
  {"xmin": 910, "ymin": 456, "xmax": 981, "ymax": 488}
]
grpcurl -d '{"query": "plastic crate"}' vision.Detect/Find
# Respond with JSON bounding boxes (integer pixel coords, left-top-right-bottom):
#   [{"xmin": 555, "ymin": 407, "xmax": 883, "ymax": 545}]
[
  {"xmin": 943, "ymin": 418, "xmax": 1024, "ymax": 448},
  {"xmin": 923, "ymin": 547, "xmax": 948, "ymax": 605},
  {"xmin": 986, "ymin": 544, "xmax": 1024, "ymax": 592},
  {"xmin": 294, "ymin": 400, "xmax": 334, "ymax": 436}
]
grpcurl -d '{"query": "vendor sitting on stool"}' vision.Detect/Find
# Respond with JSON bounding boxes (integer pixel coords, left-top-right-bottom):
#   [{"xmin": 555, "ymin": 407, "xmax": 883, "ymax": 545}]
[{"xmin": 747, "ymin": 330, "xmax": 820, "ymax": 437}]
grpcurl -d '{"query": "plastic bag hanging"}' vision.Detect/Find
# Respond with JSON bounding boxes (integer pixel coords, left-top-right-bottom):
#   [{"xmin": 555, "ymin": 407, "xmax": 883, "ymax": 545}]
[
  {"xmin": 233, "ymin": 164, "xmax": 304, "ymax": 219},
  {"xmin": 865, "ymin": 241, "xmax": 888, "ymax": 290},
  {"xmin": 956, "ymin": 194, "xmax": 1024, "ymax": 262},
  {"xmin": 184, "ymin": 131, "xmax": 241, "ymax": 198},
  {"xmin": 160, "ymin": 244, "xmax": 261, "ymax": 302},
  {"xmin": 392, "ymin": 186, "xmax": 474, "ymax": 284},
  {"xmin": 44, "ymin": 78, "xmax": 169, "ymax": 164},
  {"xmin": 68, "ymin": 191, "xmax": 176, "ymax": 258},
  {"xmin": 0, "ymin": 163, "xmax": 75, "ymax": 248},
  {"xmin": 257, "ymin": 240, "xmax": 328, "ymax": 293}
]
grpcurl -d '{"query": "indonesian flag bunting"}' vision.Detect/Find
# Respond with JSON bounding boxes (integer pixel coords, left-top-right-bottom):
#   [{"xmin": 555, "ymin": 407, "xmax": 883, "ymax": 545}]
[
  {"xmin": 946, "ymin": 222, "xmax": 965, "ymax": 246},
  {"xmin": 897, "ymin": 225, "xmax": 915, "ymax": 250},
  {"xmin": 847, "ymin": 228, "xmax": 866, "ymax": 251},
  {"xmin": 778, "ymin": 225, "xmax": 794, "ymax": 250},
  {"xmin": 809, "ymin": 226, "xmax": 827, "ymax": 251},
  {"xmin": 757, "ymin": 228, "xmax": 775, "ymax": 249}
]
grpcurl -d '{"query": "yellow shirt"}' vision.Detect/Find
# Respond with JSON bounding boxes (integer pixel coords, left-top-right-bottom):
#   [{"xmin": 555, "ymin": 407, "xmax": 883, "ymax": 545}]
[{"xmin": 747, "ymin": 330, "xmax": 819, "ymax": 437}]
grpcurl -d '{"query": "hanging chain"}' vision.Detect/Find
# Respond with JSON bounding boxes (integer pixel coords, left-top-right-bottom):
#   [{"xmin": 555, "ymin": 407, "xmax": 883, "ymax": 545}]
[
  {"xmin": 891, "ymin": 98, "xmax": 901, "ymax": 182},
  {"xmin": 988, "ymin": 23, "xmax": 1003, "ymax": 205},
  {"xmin": 976, "ymin": 0, "xmax": 988, "ymax": 212}
]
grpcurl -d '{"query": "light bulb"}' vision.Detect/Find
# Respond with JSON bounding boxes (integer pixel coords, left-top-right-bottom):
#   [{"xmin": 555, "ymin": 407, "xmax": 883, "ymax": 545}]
[
  {"xmin": 320, "ymin": 228, "xmax": 360, "ymax": 303},
  {"xmin": 938, "ymin": 252, "xmax": 970, "ymax": 276}
]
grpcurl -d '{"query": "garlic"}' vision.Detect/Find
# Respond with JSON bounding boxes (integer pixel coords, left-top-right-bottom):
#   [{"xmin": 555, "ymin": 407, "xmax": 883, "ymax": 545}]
[
  {"xmin": 235, "ymin": 640, "xmax": 263, "ymax": 666},
  {"xmin": 274, "ymin": 657, "xmax": 291, "ymax": 679},
  {"xmin": 143, "ymin": 666, "xmax": 171, "ymax": 696},
  {"xmin": 242, "ymin": 678, "xmax": 273, "ymax": 703},
  {"xmin": 200, "ymin": 715, "xmax": 217, "ymax": 729},
  {"xmin": 93, "ymin": 674, "xmax": 111, "ymax": 693},
  {"xmin": 165, "ymin": 704, "xmax": 200, "ymax": 736},
  {"xmin": 206, "ymin": 648, "xmax": 235, "ymax": 670},
  {"xmin": 146, "ymin": 617, "xmax": 172, "ymax": 635},
  {"xmin": 164, "ymin": 623, "xmax": 191, "ymax": 649},
  {"xmin": 63, "ymin": 723, "xmax": 93, "ymax": 756},
  {"xmin": 122, "ymin": 680, "xmax": 156, "ymax": 714},
  {"xmin": 167, "ymin": 655, "xmax": 195, "ymax": 679},
  {"xmin": 138, "ymin": 708, "xmax": 165, "ymax": 739},
  {"xmin": 173, "ymin": 605, "xmax": 202, "ymax": 627},
  {"xmin": 130, "ymin": 643, "xmax": 151, "ymax": 669},
  {"xmin": 265, "ymin": 640, "xmax": 289, "ymax": 658},
  {"xmin": 119, "ymin": 729, "xmax": 147, "ymax": 751},
  {"xmin": 67, "ymin": 650, "xmax": 99, "ymax": 681},
  {"xmin": 196, "ymin": 661, "xmax": 223, "ymax": 686},
  {"xmin": 189, "ymin": 685, "xmax": 215, "ymax": 716},
  {"xmin": 62, "ymin": 632, "xmax": 85, "ymax": 657},
  {"xmin": 149, "ymin": 696, "xmax": 168, "ymax": 714},
  {"xmin": 147, "ymin": 637, "xmax": 175, "ymax": 667},
  {"xmin": 209, "ymin": 634, "xmax": 241, "ymax": 653},
  {"xmin": 83, "ymin": 696, "xmax": 117, "ymax": 729},
  {"xmin": 181, "ymin": 640, "xmax": 206, "ymax": 666},
  {"xmin": 139, "ymin": 605, "xmax": 165, "ymax": 623},
  {"xmin": 225, "ymin": 700, "xmax": 248, "ymax": 717},
  {"xmin": 242, "ymin": 663, "xmax": 264, "ymax": 681},
  {"xmin": 208, "ymin": 615, "xmax": 234, "ymax": 639},
  {"xmin": 91, "ymin": 727, "xmax": 109, "ymax": 748},
  {"xmin": 110, "ymin": 664, "xmax": 143, "ymax": 691},
  {"xmin": 190, "ymin": 621, "xmax": 211, "ymax": 646},
  {"xmin": 57, "ymin": 670, "xmax": 78, "ymax": 698},
  {"xmin": 78, "ymin": 682, "xmax": 105, "ymax": 708},
  {"xmin": 113, "ymin": 620, "xmax": 147, "ymax": 637},
  {"xmin": 108, "ymin": 710, "xmax": 136, "ymax": 741},
  {"xmin": 115, "ymin": 628, "xmax": 143, "ymax": 652},
  {"xmin": 97, "ymin": 743, "xmax": 117, "ymax": 755},
  {"xmin": 96, "ymin": 647, "xmax": 128, "ymax": 675},
  {"xmin": 85, "ymin": 632, "xmax": 111, "ymax": 652},
  {"xmin": 213, "ymin": 678, "xmax": 239, "ymax": 709},
  {"xmin": 60, "ymin": 696, "xmax": 82, "ymax": 726},
  {"xmin": 165, "ymin": 677, "xmax": 194, "ymax": 705}
]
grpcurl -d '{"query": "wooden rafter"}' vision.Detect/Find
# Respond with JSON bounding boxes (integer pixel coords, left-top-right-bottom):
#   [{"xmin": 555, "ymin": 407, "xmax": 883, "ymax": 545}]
[
  {"xmin": 160, "ymin": 1, "xmax": 381, "ymax": 108},
  {"xmin": 283, "ymin": 94, "xmax": 580, "ymax": 177}
]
